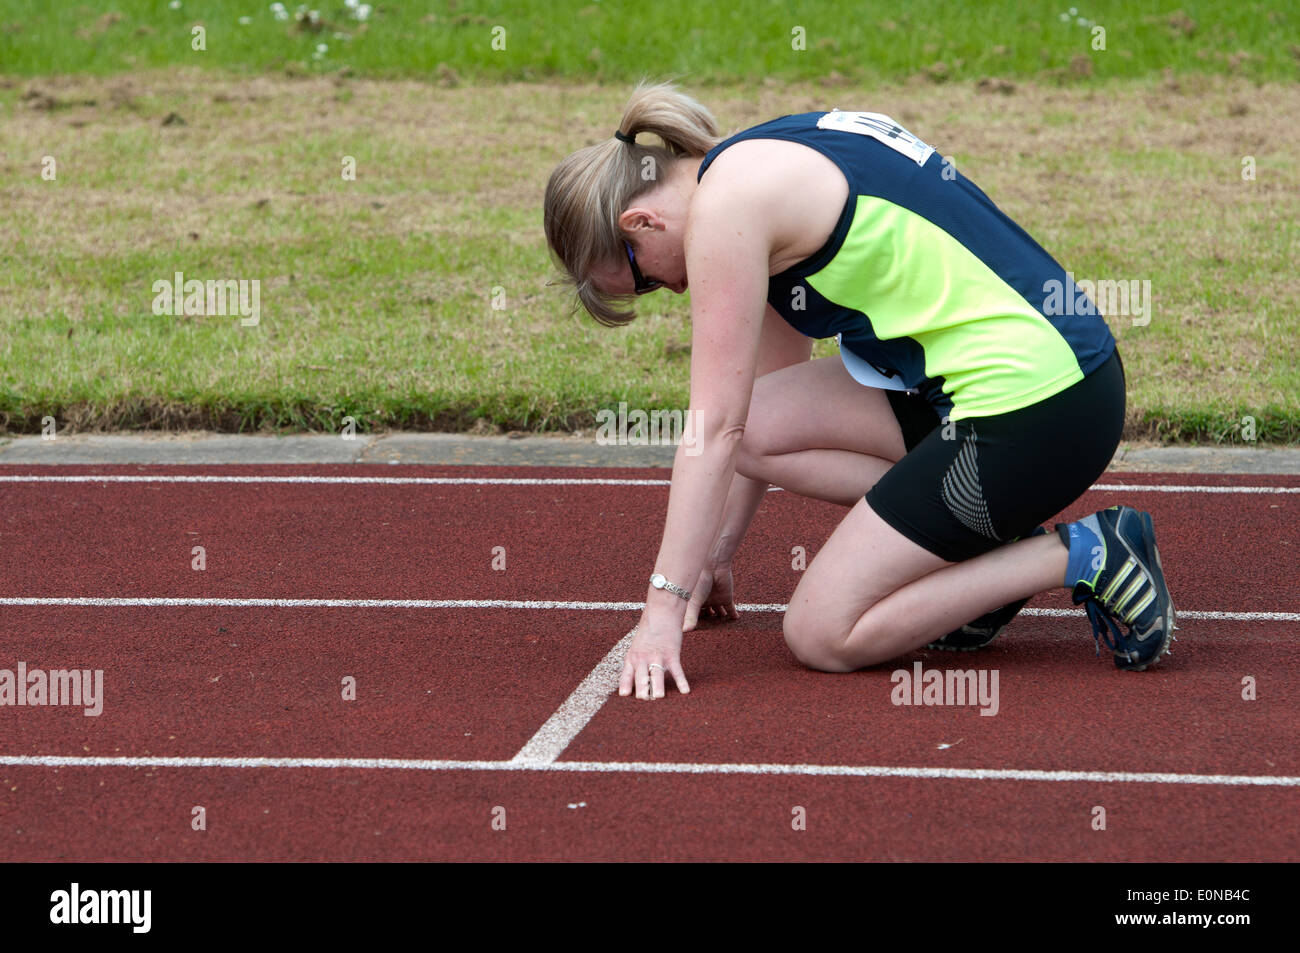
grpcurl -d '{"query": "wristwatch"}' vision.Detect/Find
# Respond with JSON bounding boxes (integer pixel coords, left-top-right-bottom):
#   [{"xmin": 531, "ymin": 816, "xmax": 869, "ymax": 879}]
[{"xmin": 649, "ymin": 573, "xmax": 692, "ymax": 601}]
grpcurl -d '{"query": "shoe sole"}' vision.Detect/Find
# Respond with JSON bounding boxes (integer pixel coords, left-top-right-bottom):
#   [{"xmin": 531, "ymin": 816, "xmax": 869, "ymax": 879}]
[
  {"xmin": 926, "ymin": 529, "xmax": 1047, "ymax": 652},
  {"xmin": 927, "ymin": 621, "xmax": 1009, "ymax": 652},
  {"xmin": 926, "ymin": 601, "xmax": 1028, "ymax": 651}
]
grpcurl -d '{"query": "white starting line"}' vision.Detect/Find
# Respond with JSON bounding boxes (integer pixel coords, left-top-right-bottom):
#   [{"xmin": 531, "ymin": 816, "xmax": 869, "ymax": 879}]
[
  {"xmin": 0, "ymin": 475, "xmax": 674, "ymax": 487},
  {"xmin": 0, "ymin": 754, "xmax": 1296, "ymax": 789},
  {"xmin": 1, "ymin": 474, "xmax": 1298, "ymax": 494},
  {"xmin": 510, "ymin": 629, "xmax": 637, "ymax": 764}
]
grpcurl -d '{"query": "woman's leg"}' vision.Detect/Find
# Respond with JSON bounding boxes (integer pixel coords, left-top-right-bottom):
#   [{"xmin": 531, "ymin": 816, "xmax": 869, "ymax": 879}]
[
  {"xmin": 783, "ymin": 501, "xmax": 1067, "ymax": 671},
  {"xmin": 735, "ymin": 356, "xmax": 911, "ymax": 504},
  {"xmin": 688, "ymin": 355, "xmax": 915, "ymax": 628},
  {"xmin": 778, "ymin": 350, "xmax": 1146, "ymax": 672},
  {"xmin": 731, "ymin": 354, "xmax": 1067, "ymax": 668},
  {"xmin": 729, "ymin": 354, "xmax": 1047, "ymax": 664}
]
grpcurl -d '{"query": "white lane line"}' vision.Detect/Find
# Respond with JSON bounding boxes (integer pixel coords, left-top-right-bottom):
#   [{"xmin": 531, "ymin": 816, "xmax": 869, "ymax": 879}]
[
  {"xmin": 1, "ymin": 598, "xmax": 1296, "ymax": 622},
  {"xmin": 1, "ymin": 754, "xmax": 1297, "ymax": 787},
  {"xmin": 1021, "ymin": 607, "xmax": 1300, "ymax": 623},
  {"xmin": 1093, "ymin": 483, "xmax": 1300, "ymax": 494},
  {"xmin": 0, "ymin": 597, "xmax": 647, "ymax": 610},
  {"xmin": 0, "ymin": 475, "xmax": 672, "ymax": 487},
  {"xmin": 1, "ymin": 474, "xmax": 1297, "ymax": 493},
  {"xmin": 511, "ymin": 629, "xmax": 636, "ymax": 765}
]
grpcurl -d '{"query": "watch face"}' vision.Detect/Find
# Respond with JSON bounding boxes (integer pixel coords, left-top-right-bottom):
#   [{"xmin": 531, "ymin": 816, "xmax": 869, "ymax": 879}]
[{"xmin": 650, "ymin": 573, "xmax": 666, "ymax": 588}]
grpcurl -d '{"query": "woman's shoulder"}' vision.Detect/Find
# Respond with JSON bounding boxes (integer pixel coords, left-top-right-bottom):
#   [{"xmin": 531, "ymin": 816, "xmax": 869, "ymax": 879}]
[
  {"xmin": 697, "ymin": 127, "xmax": 848, "ymax": 204},
  {"xmin": 699, "ymin": 112, "xmax": 825, "ymax": 175},
  {"xmin": 690, "ymin": 128, "xmax": 851, "ymax": 272}
]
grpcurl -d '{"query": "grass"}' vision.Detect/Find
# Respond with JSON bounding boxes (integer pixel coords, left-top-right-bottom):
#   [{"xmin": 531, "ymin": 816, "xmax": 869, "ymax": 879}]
[
  {"xmin": 1, "ymin": 2, "xmax": 1298, "ymax": 442},
  {"xmin": 1, "ymin": 1, "xmax": 1296, "ymax": 85}
]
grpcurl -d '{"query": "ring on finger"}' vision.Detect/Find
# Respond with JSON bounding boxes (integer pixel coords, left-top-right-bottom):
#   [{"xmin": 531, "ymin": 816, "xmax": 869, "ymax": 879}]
[{"xmin": 648, "ymin": 663, "xmax": 664, "ymax": 672}]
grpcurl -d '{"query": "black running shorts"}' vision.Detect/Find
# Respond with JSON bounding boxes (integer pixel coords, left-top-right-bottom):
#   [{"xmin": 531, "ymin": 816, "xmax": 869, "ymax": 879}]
[{"xmin": 865, "ymin": 350, "xmax": 1126, "ymax": 562}]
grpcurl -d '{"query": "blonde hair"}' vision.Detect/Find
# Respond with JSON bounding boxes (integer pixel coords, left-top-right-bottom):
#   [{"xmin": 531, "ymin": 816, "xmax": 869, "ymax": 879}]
[{"xmin": 544, "ymin": 82, "xmax": 722, "ymax": 326}]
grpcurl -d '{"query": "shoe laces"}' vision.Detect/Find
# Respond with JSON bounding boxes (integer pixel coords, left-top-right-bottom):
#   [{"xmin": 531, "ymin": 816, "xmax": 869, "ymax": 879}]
[{"xmin": 1082, "ymin": 595, "xmax": 1132, "ymax": 663}]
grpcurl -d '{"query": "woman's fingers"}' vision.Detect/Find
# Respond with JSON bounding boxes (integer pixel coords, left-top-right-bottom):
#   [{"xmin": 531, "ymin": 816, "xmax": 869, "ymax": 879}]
[
  {"xmin": 683, "ymin": 569, "xmax": 713, "ymax": 633},
  {"xmin": 648, "ymin": 663, "xmax": 665, "ymax": 700},
  {"xmin": 618, "ymin": 626, "xmax": 640, "ymax": 697},
  {"xmin": 684, "ymin": 569, "xmax": 742, "ymax": 631},
  {"xmin": 668, "ymin": 658, "xmax": 691, "ymax": 695},
  {"xmin": 624, "ymin": 660, "xmax": 655, "ymax": 700},
  {"xmin": 618, "ymin": 655, "xmax": 636, "ymax": 697},
  {"xmin": 699, "ymin": 599, "xmax": 737, "ymax": 623},
  {"xmin": 641, "ymin": 660, "xmax": 686, "ymax": 700},
  {"xmin": 619, "ymin": 654, "xmax": 658, "ymax": 700},
  {"xmin": 618, "ymin": 624, "xmax": 687, "ymax": 701},
  {"xmin": 621, "ymin": 656, "xmax": 686, "ymax": 700}
]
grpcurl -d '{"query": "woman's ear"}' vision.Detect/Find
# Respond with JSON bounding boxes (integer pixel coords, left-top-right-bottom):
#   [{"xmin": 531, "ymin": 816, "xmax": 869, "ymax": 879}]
[{"xmin": 618, "ymin": 206, "xmax": 663, "ymax": 235}]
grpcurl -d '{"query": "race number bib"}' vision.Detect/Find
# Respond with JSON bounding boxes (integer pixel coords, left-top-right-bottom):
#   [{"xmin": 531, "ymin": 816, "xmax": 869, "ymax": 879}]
[
  {"xmin": 837, "ymin": 334, "xmax": 912, "ymax": 392},
  {"xmin": 816, "ymin": 110, "xmax": 935, "ymax": 167}
]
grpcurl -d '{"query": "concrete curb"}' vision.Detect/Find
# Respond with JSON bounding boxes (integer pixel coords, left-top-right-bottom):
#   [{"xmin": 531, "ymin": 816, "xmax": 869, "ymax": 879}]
[{"xmin": 1, "ymin": 432, "xmax": 1299, "ymax": 473}]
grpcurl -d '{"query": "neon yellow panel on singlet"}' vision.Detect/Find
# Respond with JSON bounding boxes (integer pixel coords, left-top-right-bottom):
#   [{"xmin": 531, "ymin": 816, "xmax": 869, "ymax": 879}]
[{"xmin": 805, "ymin": 196, "xmax": 1087, "ymax": 420}]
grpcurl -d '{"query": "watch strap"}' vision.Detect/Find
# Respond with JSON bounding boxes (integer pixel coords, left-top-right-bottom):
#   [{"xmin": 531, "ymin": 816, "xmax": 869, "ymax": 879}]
[{"xmin": 650, "ymin": 573, "xmax": 692, "ymax": 601}]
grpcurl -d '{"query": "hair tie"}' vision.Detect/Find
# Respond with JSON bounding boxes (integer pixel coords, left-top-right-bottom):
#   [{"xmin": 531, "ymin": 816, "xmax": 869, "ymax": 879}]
[{"xmin": 614, "ymin": 129, "xmax": 636, "ymax": 144}]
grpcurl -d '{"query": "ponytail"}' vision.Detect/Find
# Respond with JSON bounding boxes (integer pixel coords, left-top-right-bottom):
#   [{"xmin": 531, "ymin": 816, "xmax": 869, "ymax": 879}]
[{"xmin": 544, "ymin": 81, "xmax": 722, "ymax": 326}]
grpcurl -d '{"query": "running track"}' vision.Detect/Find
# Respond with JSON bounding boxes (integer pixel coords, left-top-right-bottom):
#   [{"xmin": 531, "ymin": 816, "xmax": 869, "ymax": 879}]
[{"xmin": 0, "ymin": 464, "xmax": 1297, "ymax": 861}]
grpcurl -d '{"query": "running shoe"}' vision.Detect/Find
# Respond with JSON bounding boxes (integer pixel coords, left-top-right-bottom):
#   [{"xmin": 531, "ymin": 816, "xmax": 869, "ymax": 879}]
[{"xmin": 1061, "ymin": 505, "xmax": 1177, "ymax": 671}]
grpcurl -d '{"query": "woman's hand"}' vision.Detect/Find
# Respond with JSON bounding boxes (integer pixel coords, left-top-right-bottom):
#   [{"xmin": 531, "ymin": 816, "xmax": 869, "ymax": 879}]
[
  {"xmin": 619, "ymin": 614, "xmax": 690, "ymax": 700},
  {"xmin": 683, "ymin": 564, "xmax": 739, "ymax": 632}
]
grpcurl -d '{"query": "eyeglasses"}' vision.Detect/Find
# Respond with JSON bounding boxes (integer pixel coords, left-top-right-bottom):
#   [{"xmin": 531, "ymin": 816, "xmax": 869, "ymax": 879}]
[{"xmin": 624, "ymin": 241, "xmax": 663, "ymax": 295}]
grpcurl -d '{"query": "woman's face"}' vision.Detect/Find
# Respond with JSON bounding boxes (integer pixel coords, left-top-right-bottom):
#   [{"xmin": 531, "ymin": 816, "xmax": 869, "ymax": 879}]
[{"xmin": 589, "ymin": 205, "xmax": 689, "ymax": 297}]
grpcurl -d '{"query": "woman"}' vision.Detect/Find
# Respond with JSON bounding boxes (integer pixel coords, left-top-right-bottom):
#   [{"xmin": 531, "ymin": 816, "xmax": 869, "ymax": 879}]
[{"xmin": 544, "ymin": 83, "xmax": 1176, "ymax": 701}]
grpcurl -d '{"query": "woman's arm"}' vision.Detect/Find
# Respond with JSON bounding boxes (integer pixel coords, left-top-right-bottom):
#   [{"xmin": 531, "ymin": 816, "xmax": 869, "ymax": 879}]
[
  {"xmin": 685, "ymin": 306, "xmax": 813, "ymax": 629},
  {"xmin": 619, "ymin": 181, "xmax": 782, "ymax": 700}
]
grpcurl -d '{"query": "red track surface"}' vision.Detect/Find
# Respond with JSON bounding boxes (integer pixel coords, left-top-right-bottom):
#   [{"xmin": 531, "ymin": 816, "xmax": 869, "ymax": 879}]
[{"xmin": 1, "ymin": 464, "xmax": 1297, "ymax": 861}]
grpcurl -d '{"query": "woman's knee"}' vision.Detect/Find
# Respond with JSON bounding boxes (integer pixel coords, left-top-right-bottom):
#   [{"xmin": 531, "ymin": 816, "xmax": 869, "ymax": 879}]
[
  {"xmin": 735, "ymin": 429, "xmax": 768, "ymax": 480},
  {"xmin": 782, "ymin": 608, "xmax": 855, "ymax": 673},
  {"xmin": 735, "ymin": 380, "xmax": 779, "ymax": 478}
]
